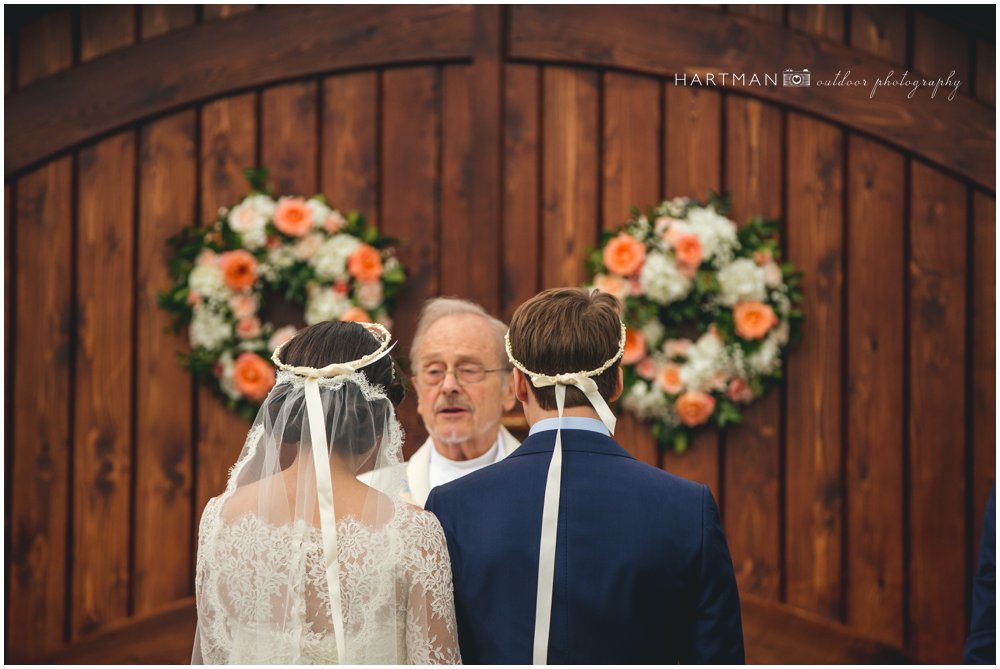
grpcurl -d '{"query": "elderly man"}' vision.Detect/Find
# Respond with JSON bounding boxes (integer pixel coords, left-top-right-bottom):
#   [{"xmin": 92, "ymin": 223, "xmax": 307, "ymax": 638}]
[{"xmin": 375, "ymin": 297, "xmax": 519, "ymax": 507}]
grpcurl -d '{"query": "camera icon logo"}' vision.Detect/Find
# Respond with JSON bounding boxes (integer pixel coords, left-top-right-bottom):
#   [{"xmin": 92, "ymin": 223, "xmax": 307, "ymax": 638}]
[{"xmin": 783, "ymin": 69, "xmax": 811, "ymax": 87}]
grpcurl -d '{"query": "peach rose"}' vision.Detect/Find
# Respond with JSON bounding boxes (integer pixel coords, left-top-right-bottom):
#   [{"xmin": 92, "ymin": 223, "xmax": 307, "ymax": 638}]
[
  {"xmin": 341, "ymin": 306, "xmax": 371, "ymax": 323},
  {"xmin": 676, "ymin": 391, "xmax": 716, "ymax": 427},
  {"xmin": 733, "ymin": 301, "xmax": 777, "ymax": 340},
  {"xmin": 187, "ymin": 291, "xmax": 202, "ymax": 306},
  {"xmin": 219, "ymin": 250, "xmax": 258, "ymax": 290},
  {"xmin": 709, "ymin": 370, "xmax": 729, "ymax": 392},
  {"xmin": 674, "ymin": 233, "xmax": 703, "ymax": 269},
  {"xmin": 229, "ymin": 293, "xmax": 257, "ymax": 319},
  {"xmin": 196, "ymin": 249, "xmax": 218, "ymax": 267},
  {"xmin": 348, "ymin": 244, "xmax": 383, "ymax": 282},
  {"xmin": 753, "ymin": 250, "xmax": 773, "ymax": 266},
  {"xmin": 325, "ymin": 210, "xmax": 347, "ymax": 234},
  {"xmin": 294, "ymin": 233, "xmax": 324, "ymax": 260},
  {"xmin": 622, "ymin": 328, "xmax": 647, "ymax": 366},
  {"xmin": 268, "ymin": 325, "xmax": 298, "ymax": 351},
  {"xmin": 355, "ymin": 281, "xmax": 384, "ymax": 310},
  {"xmin": 236, "ymin": 316, "xmax": 262, "ymax": 340},
  {"xmin": 273, "ymin": 197, "xmax": 313, "ymax": 237},
  {"xmin": 593, "ymin": 273, "xmax": 630, "ymax": 302},
  {"xmin": 763, "ymin": 262, "xmax": 783, "ymax": 288},
  {"xmin": 232, "ymin": 352, "xmax": 275, "ymax": 401},
  {"xmin": 663, "ymin": 338, "xmax": 692, "ymax": 359},
  {"xmin": 333, "ymin": 280, "xmax": 350, "ymax": 295},
  {"xmin": 603, "ymin": 234, "xmax": 646, "ymax": 276},
  {"xmin": 657, "ymin": 363, "xmax": 685, "ymax": 394},
  {"xmin": 727, "ymin": 378, "xmax": 754, "ymax": 403},
  {"xmin": 635, "ymin": 357, "xmax": 658, "ymax": 380}
]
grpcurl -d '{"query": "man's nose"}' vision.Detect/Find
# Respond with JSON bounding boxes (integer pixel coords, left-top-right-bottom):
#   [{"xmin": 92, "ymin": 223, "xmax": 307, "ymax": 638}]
[{"xmin": 440, "ymin": 369, "xmax": 464, "ymax": 394}]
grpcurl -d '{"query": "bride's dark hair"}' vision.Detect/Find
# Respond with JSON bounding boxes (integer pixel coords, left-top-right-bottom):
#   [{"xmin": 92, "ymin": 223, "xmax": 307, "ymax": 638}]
[{"xmin": 269, "ymin": 321, "xmax": 405, "ymax": 456}]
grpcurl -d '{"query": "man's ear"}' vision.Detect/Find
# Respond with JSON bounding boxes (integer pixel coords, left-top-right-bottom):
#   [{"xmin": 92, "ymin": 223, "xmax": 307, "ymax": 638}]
[
  {"xmin": 610, "ymin": 367, "xmax": 624, "ymax": 402},
  {"xmin": 512, "ymin": 368, "xmax": 531, "ymax": 404},
  {"xmin": 501, "ymin": 371, "xmax": 517, "ymax": 412}
]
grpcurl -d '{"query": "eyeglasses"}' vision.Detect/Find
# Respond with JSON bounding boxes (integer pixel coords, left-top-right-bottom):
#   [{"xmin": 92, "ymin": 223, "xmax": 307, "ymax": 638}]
[{"xmin": 417, "ymin": 363, "xmax": 510, "ymax": 386}]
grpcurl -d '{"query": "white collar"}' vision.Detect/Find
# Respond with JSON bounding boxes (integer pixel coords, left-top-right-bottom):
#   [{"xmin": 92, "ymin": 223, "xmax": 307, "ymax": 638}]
[
  {"xmin": 428, "ymin": 432, "xmax": 504, "ymax": 471},
  {"xmin": 528, "ymin": 416, "xmax": 610, "ymax": 437}
]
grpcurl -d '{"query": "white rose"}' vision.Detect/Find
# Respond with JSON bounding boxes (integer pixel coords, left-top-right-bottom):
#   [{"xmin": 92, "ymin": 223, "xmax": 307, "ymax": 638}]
[
  {"xmin": 747, "ymin": 337, "xmax": 781, "ymax": 374},
  {"xmin": 217, "ymin": 352, "xmax": 242, "ymax": 400},
  {"xmin": 307, "ymin": 199, "xmax": 331, "ymax": 230},
  {"xmin": 640, "ymin": 320, "xmax": 666, "ymax": 348},
  {"xmin": 189, "ymin": 263, "xmax": 228, "ymax": 302},
  {"xmin": 227, "ymin": 201, "xmax": 267, "ymax": 235},
  {"xmin": 305, "ymin": 288, "xmax": 352, "ymax": 325},
  {"xmin": 294, "ymin": 233, "xmax": 325, "ymax": 261},
  {"xmin": 246, "ymin": 194, "xmax": 276, "ymax": 218},
  {"xmin": 189, "ymin": 306, "xmax": 231, "ymax": 350},
  {"xmin": 311, "ymin": 234, "xmax": 361, "ymax": 281},
  {"xmin": 686, "ymin": 206, "xmax": 739, "ymax": 264},
  {"xmin": 717, "ymin": 257, "xmax": 767, "ymax": 306},
  {"xmin": 638, "ymin": 252, "xmax": 692, "ymax": 305}
]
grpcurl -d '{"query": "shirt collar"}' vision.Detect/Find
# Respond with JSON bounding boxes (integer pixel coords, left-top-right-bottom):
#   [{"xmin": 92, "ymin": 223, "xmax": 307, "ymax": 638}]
[{"xmin": 528, "ymin": 416, "xmax": 610, "ymax": 437}]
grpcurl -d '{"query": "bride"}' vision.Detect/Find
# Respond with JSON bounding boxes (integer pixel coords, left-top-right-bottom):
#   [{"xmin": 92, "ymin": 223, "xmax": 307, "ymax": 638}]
[{"xmin": 192, "ymin": 321, "xmax": 461, "ymax": 664}]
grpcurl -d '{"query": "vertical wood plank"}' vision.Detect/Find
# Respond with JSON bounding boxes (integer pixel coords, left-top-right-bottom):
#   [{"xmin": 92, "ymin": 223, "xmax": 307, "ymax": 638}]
[
  {"xmin": 913, "ymin": 14, "xmax": 971, "ymax": 87},
  {"xmin": 439, "ymin": 67, "xmax": 475, "ymax": 299},
  {"xmin": 134, "ymin": 111, "xmax": 196, "ymax": 613},
  {"xmin": 261, "ymin": 81, "xmax": 319, "ymax": 196},
  {"xmin": 197, "ymin": 94, "xmax": 257, "ymax": 514},
  {"xmin": 382, "ymin": 67, "xmax": 440, "ymax": 454},
  {"xmin": 850, "ymin": 7, "xmax": 907, "ymax": 65},
  {"xmin": 970, "ymin": 192, "xmax": 995, "ymax": 592},
  {"xmin": 202, "ymin": 5, "xmax": 255, "ymax": 21},
  {"xmin": 140, "ymin": 5, "xmax": 196, "ymax": 40},
  {"xmin": 542, "ymin": 67, "xmax": 598, "ymax": 289},
  {"xmin": 723, "ymin": 96, "xmax": 782, "ymax": 600},
  {"xmin": 80, "ymin": 6, "xmax": 137, "ymax": 62},
  {"xmin": 788, "ymin": 5, "xmax": 844, "ymax": 42},
  {"xmin": 726, "ymin": 5, "xmax": 784, "ymax": 22},
  {"xmin": 17, "ymin": 10, "xmax": 73, "ymax": 86},
  {"xmin": 602, "ymin": 71, "xmax": 660, "ymax": 468},
  {"xmin": 662, "ymin": 84, "xmax": 723, "ymax": 493},
  {"xmin": 844, "ymin": 137, "xmax": 905, "ymax": 646},
  {"xmin": 9, "ymin": 160, "xmax": 73, "ymax": 660},
  {"xmin": 785, "ymin": 114, "xmax": 844, "ymax": 621},
  {"xmin": 73, "ymin": 131, "xmax": 135, "ymax": 637},
  {"xmin": 466, "ymin": 5, "xmax": 503, "ymax": 315},
  {"xmin": 501, "ymin": 64, "xmax": 540, "ymax": 323},
  {"xmin": 322, "ymin": 72, "xmax": 378, "ymax": 224},
  {"xmin": 907, "ymin": 162, "xmax": 967, "ymax": 663}
]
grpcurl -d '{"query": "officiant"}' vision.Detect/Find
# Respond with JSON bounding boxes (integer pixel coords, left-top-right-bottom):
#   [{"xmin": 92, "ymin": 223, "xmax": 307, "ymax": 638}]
[{"xmin": 364, "ymin": 298, "xmax": 520, "ymax": 506}]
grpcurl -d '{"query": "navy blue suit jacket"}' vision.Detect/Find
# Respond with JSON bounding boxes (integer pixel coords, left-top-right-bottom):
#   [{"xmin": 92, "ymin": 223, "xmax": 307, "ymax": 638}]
[
  {"xmin": 964, "ymin": 485, "xmax": 995, "ymax": 664},
  {"xmin": 425, "ymin": 428, "xmax": 745, "ymax": 664}
]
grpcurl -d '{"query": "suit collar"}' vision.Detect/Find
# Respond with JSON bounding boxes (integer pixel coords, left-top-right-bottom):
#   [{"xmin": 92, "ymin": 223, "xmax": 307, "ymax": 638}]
[{"xmin": 507, "ymin": 429, "xmax": 635, "ymax": 460}]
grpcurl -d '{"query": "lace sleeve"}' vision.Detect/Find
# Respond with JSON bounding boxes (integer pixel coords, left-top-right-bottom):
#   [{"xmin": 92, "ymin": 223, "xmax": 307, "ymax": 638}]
[{"xmin": 404, "ymin": 510, "xmax": 462, "ymax": 664}]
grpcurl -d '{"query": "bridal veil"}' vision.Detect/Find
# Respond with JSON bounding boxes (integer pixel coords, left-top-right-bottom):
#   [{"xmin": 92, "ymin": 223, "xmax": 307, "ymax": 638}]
[{"xmin": 192, "ymin": 322, "xmax": 460, "ymax": 664}]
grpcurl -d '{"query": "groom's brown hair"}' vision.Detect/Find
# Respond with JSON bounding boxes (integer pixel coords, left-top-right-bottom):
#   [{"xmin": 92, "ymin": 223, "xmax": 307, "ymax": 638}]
[{"xmin": 508, "ymin": 287, "xmax": 621, "ymax": 410}]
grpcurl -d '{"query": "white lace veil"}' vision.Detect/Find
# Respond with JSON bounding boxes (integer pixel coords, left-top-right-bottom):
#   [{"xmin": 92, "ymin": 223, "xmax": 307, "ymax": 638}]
[{"xmin": 193, "ymin": 322, "xmax": 459, "ymax": 664}]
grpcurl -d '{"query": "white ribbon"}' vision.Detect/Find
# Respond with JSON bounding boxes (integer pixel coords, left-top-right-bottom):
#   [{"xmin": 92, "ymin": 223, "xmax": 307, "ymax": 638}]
[
  {"xmin": 529, "ymin": 374, "xmax": 617, "ymax": 665},
  {"xmin": 271, "ymin": 322, "xmax": 397, "ymax": 662}
]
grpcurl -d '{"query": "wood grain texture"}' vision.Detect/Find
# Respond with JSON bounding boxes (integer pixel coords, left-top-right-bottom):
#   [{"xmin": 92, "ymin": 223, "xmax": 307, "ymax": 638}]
[
  {"xmin": 261, "ymin": 81, "xmax": 319, "ymax": 196},
  {"xmin": 784, "ymin": 114, "xmax": 844, "ymax": 621},
  {"xmin": 849, "ymin": 6, "xmax": 906, "ymax": 64},
  {"xmin": 844, "ymin": 136, "xmax": 905, "ymax": 646},
  {"xmin": 439, "ymin": 67, "xmax": 475, "ymax": 300},
  {"xmin": 501, "ymin": 64, "xmax": 541, "ymax": 323},
  {"xmin": 722, "ymin": 95, "xmax": 782, "ymax": 600},
  {"xmin": 72, "ymin": 131, "xmax": 136, "ymax": 638},
  {"xmin": 16, "ymin": 9, "xmax": 73, "ymax": 86},
  {"xmin": 202, "ymin": 5, "xmax": 256, "ymax": 21},
  {"xmin": 321, "ymin": 73, "xmax": 379, "ymax": 225},
  {"xmin": 975, "ymin": 40, "xmax": 995, "ymax": 105},
  {"xmin": 661, "ymin": 84, "xmax": 723, "ymax": 493},
  {"xmin": 907, "ymin": 162, "xmax": 968, "ymax": 663},
  {"xmin": 80, "ymin": 6, "xmax": 136, "ymax": 62},
  {"xmin": 541, "ymin": 67, "xmax": 598, "ymax": 289},
  {"xmin": 507, "ymin": 5, "xmax": 993, "ymax": 190},
  {"xmin": 133, "ymin": 112, "xmax": 196, "ymax": 614},
  {"xmin": 8, "ymin": 160, "xmax": 73, "ymax": 661},
  {"xmin": 601, "ymin": 71, "xmax": 661, "ymax": 468},
  {"xmin": 140, "ymin": 5, "xmax": 196, "ymax": 40},
  {"xmin": 7, "ymin": 5, "xmax": 473, "ymax": 176},
  {"xmin": 197, "ymin": 94, "xmax": 258, "ymax": 514},
  {"xmin": 725, "ymin": 5, "xmax": 784, "ymax": 23},
  {"xmin": 788, "ymin": 4, "xmax": 844, "ymax": 42},
  {"xmin": 971, "ymin": 192, "xmax": 995, "ymax": 586},
  {"xmin": 382, "ymin": 67, "xmax": 440, "ymax": 454}
]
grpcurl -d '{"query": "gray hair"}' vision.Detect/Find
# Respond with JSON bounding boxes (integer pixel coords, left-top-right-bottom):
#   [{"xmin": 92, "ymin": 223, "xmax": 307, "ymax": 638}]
[{"xmin": 409, "ymin": 297, "xmax": 508, "ymax": 371}]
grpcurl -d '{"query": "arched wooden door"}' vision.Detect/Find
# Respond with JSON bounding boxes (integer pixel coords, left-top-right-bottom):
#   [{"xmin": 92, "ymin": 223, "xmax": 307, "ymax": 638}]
[{"xmin": 6, "ymin": 5, "xmax": 994, "ymax": 663}]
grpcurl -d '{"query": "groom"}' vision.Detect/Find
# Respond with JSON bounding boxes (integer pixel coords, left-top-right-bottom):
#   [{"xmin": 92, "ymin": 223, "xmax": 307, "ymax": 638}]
[{"xmin": 426, "ymin": 287, "xmax": 744, "ymax": 663}]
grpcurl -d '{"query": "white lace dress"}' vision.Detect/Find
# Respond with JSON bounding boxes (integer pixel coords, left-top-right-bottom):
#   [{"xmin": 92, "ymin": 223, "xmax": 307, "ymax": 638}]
[{"xmin": 193, "ymin": 497, "xmax": 461, "ymax": 664}]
